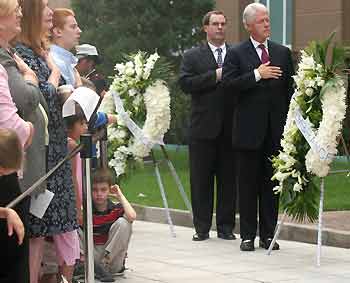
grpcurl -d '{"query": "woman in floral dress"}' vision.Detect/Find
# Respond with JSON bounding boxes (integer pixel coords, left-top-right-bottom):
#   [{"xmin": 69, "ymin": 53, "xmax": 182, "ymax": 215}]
[{"xmin": 16, "ymin": 0, "xmax": 79, "ymax": 282}]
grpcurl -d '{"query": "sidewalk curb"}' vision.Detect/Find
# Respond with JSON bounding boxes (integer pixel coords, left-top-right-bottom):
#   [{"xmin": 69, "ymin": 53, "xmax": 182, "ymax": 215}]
[{"xmin": 133, "ymin": 204, "xmax": 350, "ymax": 249}]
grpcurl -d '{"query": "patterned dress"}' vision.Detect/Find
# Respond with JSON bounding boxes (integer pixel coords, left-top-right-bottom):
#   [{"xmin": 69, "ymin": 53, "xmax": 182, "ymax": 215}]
[{"xmin": 15, "ymin": 43, "xmax": 78, "ymax": 237}]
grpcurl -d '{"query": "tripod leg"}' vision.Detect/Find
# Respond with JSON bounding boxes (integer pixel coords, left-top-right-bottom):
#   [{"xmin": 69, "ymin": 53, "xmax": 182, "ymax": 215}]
[
  {"xmin": 317, "ymin": 178, "xmax": 325, "ymax": 266},
  {"xmin": 267, "ymin": 211, "xmax": 287, "ymax": 255},
  {"xmin": 160, "ymin": 145, "xmax": 193, "ymax": 218},
  {"xmin": 151, "ymin": 150, "xmax": 176, "ymax": 237}
]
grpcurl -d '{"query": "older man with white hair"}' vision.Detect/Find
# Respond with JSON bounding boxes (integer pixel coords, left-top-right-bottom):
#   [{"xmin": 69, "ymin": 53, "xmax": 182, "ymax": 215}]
[{"xmin": 223, "ymin": 3, "xmax": 294, "ymax": 251}]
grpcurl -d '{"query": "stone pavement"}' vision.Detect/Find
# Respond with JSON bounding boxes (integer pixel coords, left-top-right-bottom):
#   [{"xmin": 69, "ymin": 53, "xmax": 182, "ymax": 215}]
[
  {"xmin": 134, "ymin": 205, "xmax": 350, "ymax": 249},
  {"xmin": 101, "ymin": 220, "xmax": 350, "ymax": 283}
]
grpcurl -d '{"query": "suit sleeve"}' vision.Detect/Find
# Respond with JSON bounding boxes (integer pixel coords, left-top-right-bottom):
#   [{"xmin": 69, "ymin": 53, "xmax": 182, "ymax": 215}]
[
  {"xmin": 178, "ymin": 50, "xmax": 217, "ymax": 96},
  {"xmin": 222, "ymin": 48, "xmax": 257, "ymax": 92}
]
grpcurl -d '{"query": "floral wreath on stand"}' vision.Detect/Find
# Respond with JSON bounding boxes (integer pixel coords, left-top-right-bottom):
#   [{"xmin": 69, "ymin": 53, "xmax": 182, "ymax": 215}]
[
  {"xmin": 99, "ymin": 51, "xmax": 171, "ymax": 179},
  {"xmin": 271, "ymin": 33, "xmax": 347, "ymax": 222}
]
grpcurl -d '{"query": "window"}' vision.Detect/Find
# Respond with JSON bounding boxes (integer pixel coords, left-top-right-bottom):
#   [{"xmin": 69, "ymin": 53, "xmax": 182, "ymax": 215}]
[{"xmin": 255, "ymin": 0, "xmax": 293, "ymax": 48}]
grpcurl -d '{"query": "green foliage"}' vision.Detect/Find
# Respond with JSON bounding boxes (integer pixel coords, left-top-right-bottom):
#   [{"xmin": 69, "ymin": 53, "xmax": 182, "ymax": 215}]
[
  {"xmin": 306, "ymin": 31, "xmax": 346, "ymax": 76},
  {"xmin": 71, "ymin": 0, "xmax": 214, "ymax": 74},
  {"xmin": 71, "ymin": 0, "xmax": 214, "ymax": 144}
]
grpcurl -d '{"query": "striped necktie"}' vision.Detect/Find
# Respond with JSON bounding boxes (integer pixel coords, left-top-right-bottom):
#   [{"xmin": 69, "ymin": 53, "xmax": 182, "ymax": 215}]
[
  {"xmin": 258, "ymin": 44, "xmax": 269, "ymax": 64},
  {"xmin": 216, "ymin": 47, "xmax": 223, "ymax": 68}
]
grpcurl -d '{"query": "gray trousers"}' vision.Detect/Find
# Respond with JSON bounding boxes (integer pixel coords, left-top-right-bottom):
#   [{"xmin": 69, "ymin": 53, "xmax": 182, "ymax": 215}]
[{"xmin": 79, "ymin": 217, "xmax": 132, "ymax": 273}]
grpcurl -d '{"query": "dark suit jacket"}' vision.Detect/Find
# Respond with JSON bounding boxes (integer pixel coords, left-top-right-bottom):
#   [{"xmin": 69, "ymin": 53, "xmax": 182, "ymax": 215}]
[
  {"xmin": 179, "ymin": 43, "xmax": 235, "ymax": 140},
  {"xmin": 223, "ymin": 39, "xmax": 294, "ymax": 150}
]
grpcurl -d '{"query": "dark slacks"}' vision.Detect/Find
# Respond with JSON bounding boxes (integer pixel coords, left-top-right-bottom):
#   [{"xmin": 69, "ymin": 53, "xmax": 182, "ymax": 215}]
[
  {"xmin": 189, "ymin": 131, "xmax": 236, "ymax": 234},
  {"xmin": 236, "ymin": 127, "xmax": 280, "ymax": 241}
]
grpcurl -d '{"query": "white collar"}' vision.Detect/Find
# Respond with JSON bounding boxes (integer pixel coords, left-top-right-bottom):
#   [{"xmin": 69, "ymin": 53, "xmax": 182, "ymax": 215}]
[
  {"xmin": 250, "ymin": 37, "xmax": 268, "ymax": 50},
  {"xmin": 208, "ymin": 42, "xmax": 226, "ymax": 53}
]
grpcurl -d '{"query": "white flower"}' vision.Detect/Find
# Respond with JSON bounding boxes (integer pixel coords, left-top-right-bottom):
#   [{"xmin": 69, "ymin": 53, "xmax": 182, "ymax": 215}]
[
  {"xmin": 293, "ymin": 183, "xmax": 303, "ymax": 192},
  {"xmin": 299, "ymin": 51, "xmax": 315, "ymax": 70},
  {"xmin": 316, "ymin": 64, "xmax": 323, "ymax": 72},
  {"xmin": 128, "ymin": 89, "xmax": 137, "ymax": 97},
  {"xmin": 132, "ymin": 95, "xmax": 142, "ymax": 107},
  {"xmin": 316, "ymin": 77, "xmax": 325, "ymax": 87},
  {"xmin": 273, "ymin": 186, "xmax": 283, "ymax": 193},
  {"xmin": 125, "ymin": 62, "xmax": 135, "ymax": 76},
  {"xmin": 115, "ymin": 63, "xmax": 125, "ymax": 74},
  {"xmin": 304, "ymin": 79, "xmax": 316, "ymax": 88},
  {"xmin": 305, "ymin": 87, "xmax": 314, "ymax": 97},
  {"xmin": 271, "ymin": 171, "xmax": 291, "ymax": 182}
]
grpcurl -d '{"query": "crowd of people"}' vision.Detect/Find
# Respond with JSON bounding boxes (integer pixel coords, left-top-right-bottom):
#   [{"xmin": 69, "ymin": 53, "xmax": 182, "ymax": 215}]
[
  {"xmin": 0, "ymin": 0, "xmax": 296, "ymax": 282},
  {"xmin": 0, "ymin": 1, "xmax": 135, "ymax": 283}
]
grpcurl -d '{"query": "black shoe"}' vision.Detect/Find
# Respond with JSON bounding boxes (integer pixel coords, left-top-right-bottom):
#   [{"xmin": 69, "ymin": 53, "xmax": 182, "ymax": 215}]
[
  {"xmin": 259, "ymin": 238, "xmax": 280, "ymax": 250},
  {"xmin": 217, "ymin": 232, "xmax": 236, "ymax": 240},
  {"xmin": 94, "ymin": 261, "xmax": 115, "ymax": 282},
  {"xmin": 192, "ymin": 232, "xmax": 209, "ymax": 241},
  {"xmin": 240, "ymin": 239, "xmax": 255, "ymax": 251}
]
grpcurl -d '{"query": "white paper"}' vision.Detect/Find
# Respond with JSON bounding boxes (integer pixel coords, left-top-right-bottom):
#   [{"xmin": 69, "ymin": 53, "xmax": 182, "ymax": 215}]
[
  {"xmin": 30, "ymin": 189, "xmax": 54, "ymax": 219},
  {"xmin": 62, "ymin": 86, "xmax": 100, "ymax": 121}
]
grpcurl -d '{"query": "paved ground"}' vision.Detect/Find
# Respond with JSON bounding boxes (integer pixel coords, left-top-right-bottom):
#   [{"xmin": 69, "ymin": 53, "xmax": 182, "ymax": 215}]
[{"xmin": 99, "ymin": 220, "xmax": 350, "ymax": 283}]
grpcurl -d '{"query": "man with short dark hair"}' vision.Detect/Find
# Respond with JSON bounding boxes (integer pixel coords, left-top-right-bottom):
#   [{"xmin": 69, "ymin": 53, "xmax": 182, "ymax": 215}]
[
  {"xmin": 223, "ymin": 3, "xmax": 294, "ymax": 251},
  {"xmin": 179, "ymin": 11, "xmax": 237, "ymax": 242}
]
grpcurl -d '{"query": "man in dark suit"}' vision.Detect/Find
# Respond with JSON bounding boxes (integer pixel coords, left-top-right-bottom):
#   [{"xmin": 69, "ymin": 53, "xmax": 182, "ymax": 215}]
[
  {"xmin": 223, "ymin": 3, "xmax": 294, "ymax": 251},
  {"xmin": 179, "ymin": 11, "xmax": 236, "ymax": 241}
]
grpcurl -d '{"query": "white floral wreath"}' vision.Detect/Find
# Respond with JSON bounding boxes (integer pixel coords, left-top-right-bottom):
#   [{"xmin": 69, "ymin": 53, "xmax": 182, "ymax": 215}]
[
  {"xmin": 271, "ymin": 42, "xmax": 347, "ymax": 221},
  {"xmin": 304, "ymin": 78, "xmax": 347, "ymax": 177},
  {"xmin": 99, "ymin": 51, "xmax": 171, "ymax": 177}
]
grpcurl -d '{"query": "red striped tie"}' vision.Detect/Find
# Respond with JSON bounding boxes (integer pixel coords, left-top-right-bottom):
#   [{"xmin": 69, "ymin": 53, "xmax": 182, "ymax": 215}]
[{"xmin": 258, "ymin": 44, "xmax": 269, "ymax": 64}]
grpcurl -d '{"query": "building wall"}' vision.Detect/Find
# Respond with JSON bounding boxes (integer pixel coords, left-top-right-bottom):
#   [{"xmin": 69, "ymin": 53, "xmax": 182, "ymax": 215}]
[
  {"xmin": 343, "ymin": 0, "xmax": 350, "ymax": 45},
  {"xmin": 294, "ymin": 0, "xmax": 344, "ymax": 50},
  {"xmin": 215, "ymin": 0, "xmax": 252, "ymax": 44},
  {"xmin": 49, "ymin": 0, "xmax": 70, "ymax": 8}
]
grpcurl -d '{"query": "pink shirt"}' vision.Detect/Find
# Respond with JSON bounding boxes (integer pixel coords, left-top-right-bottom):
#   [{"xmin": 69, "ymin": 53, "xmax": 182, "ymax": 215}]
[{"xmin": 0, "ymin": 64, "xmax": 30, "ymax": 146}]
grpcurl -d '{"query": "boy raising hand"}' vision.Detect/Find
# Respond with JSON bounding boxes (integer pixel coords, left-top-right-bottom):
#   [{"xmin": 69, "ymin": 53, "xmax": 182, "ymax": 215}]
[{"xmin": 91, "ymin": 168, "xmax": 136, "ymax": 275}]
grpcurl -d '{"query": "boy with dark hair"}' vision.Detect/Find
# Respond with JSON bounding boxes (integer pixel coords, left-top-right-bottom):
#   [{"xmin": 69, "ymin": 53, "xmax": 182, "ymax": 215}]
[
  {"xmin": 76, "ymin": 167, "xmax": 136, "ymax": 280},
  {"xmin": 92, "ymin": 168, "xmax": 136, "ymax": 275}
]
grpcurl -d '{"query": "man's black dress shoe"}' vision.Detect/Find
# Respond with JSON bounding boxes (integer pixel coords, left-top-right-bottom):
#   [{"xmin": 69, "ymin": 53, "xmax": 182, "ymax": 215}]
[
  {"xmin": 259, "ymin": 238, "xmax": 280, "ymax": 250},
  {"xmin": 192, "ymin": 233, "xmax": 209, "ymax": 241},
  {"xmin": 240, "ymin": 239, "xmax": 255, "ymax": 251},
  {"xmin": 217, "ymin": 232, "xmax": 236, "ymax": 240}
]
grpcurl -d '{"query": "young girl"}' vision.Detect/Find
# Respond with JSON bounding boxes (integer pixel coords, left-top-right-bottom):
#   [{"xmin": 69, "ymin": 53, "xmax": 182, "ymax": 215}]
[
  {"xmin": 0, "ymin": 128, "xmax": 28, "ymax": 283},
  {"xmin": 65, "ymin": 104, "xmax": 88, "ymax": 226}
]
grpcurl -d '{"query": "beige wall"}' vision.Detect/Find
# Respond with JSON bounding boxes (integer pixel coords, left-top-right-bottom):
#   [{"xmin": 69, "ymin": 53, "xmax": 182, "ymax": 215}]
[
  {"xmin": 215, "ymin": 0, "xmax": 253, "ymax": 44},
  {"xmin": 343, "ymin": 0, "xmax": 350, "ymax": 45},
  {"xmin": 294, "ymin": 0, "xmax": 344, "ymax": 50},
  {"xmin": 49, "ymin": 0, "xmax": 70, "ymax": 8}
]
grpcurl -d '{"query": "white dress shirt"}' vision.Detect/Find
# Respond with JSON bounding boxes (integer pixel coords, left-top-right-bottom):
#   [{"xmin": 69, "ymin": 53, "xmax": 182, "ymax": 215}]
[
  {"xmin": 208, "ymin": 42, "xmax": 226, "ymax": 65},
  {"xmin": 250, "ymin": 37, "xmax": 269, "ymax": 82}
]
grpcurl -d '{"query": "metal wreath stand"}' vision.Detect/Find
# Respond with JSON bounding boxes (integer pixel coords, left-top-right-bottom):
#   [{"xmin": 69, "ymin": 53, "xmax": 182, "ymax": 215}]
[{"xmin": 267, "ymin": 72, "xmax": 350, "ymax": 267}]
